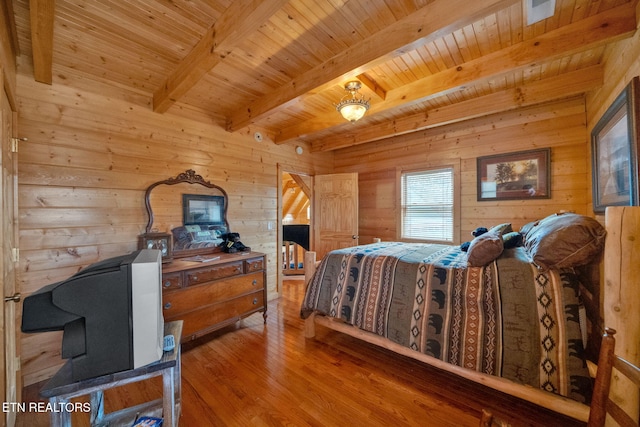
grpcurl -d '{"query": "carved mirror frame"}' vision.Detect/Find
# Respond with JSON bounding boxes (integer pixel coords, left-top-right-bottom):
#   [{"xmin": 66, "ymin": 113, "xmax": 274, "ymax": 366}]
[{"xmin": 143, "ymin": 169, "xmax": 229, "ymax": 259}]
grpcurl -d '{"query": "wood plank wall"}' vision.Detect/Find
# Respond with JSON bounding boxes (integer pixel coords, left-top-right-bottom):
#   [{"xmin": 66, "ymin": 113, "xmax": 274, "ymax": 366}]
[
  {"xmin": 15, "ymin": 73, "xmax": 333, "ymax": 386},
  {"xmin": 335, "ymin": 96, "xmax": 591, "ymax": 244}
]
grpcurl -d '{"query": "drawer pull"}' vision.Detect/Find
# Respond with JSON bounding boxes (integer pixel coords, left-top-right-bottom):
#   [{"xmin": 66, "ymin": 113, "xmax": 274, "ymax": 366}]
[
  {"xmin": 163, "ymin": 281, "xmax": 172, "ymax": 288},
  {"xmin": 192, "ymin": 276, "xmax": 198, "ymax": 282},
  {"xmin": 253, "ymin": 298, "xmax": 258, "ymax": 305},
  {"xmin": 252, "ymin": 279, "xmax": 257, "ymax": 286},
  {"xmin": 164, "ymin": 302, "xmax": 172, "ymax": 310}
]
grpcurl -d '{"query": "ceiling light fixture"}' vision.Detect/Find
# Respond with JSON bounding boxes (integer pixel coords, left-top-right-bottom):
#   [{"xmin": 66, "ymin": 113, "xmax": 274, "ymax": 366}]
[{"xmin": 335, "ymin": 81, "xmax": 370, "ymax": 123}]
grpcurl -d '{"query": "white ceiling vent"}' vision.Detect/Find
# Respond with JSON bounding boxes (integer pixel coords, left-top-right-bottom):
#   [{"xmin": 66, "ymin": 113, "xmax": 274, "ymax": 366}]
[{"xmin": 525, "ymin": 0, "xmax": 556, "ymax": 25}]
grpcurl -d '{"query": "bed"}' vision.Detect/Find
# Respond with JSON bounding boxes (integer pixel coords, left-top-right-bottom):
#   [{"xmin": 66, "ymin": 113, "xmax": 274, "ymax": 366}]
[{"xmin": 301, "ymin": 208, "xmax": 640, "ymax": 422}]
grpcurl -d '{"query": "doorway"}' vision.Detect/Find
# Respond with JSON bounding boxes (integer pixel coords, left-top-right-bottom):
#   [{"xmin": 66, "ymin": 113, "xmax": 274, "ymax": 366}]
[
  {"xmin": 281, "ymin": 172, "xmax": 311, "ymax": 276},
  {"xmin": 277, "ymin": 165, "xmax": 312, "ymax": 294}
]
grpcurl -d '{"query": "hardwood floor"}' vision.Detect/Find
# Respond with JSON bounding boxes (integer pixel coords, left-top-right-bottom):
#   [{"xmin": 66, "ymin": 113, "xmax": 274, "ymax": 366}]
[{"xmin": 18, "ymin": 277, "xmax": 586, "ymax": 427}]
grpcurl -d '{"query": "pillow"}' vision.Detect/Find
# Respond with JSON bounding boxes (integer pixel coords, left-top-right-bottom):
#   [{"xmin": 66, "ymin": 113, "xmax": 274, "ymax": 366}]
[
  {"xmin": 171, "ymin": 226, "xmax": 190, "ymax": 245},
  {"xmin": 519, "ymin": 220, "xmax": 538, "ymax": 236},
  {"xmin": 489, "ymin": 223, "xmax": 513, "ymax": 236},
  {"xmin": 523, "ymin": 213, "xmax": 606, "ymax": 270},
  {"xmin": 189, "ymin": 229, "xmax": 218, "ymax": 242},
  {"xmin": 467, "ymin": 231, "xmax": 504, "ymax": 267},
  {"xmin": 502, "ymin": 231, "xmax": 523, "ymax": 249}
]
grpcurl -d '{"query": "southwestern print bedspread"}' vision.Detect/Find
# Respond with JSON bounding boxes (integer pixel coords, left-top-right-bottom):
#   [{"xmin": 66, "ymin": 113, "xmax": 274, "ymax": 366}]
[{"xmin": 300, "ymin": 242, "xmax": 592, "ymax": 403}]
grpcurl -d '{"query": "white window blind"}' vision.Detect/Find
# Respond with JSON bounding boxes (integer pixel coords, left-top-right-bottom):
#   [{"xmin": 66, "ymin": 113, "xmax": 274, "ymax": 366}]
[{"xmin": 401, "ymin": 168, "xmax": 454, "ymax": 242}]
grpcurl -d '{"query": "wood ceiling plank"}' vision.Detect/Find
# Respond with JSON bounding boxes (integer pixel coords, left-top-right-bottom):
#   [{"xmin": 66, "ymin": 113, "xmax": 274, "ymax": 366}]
[
  {"xmin": 385, "ymin": 2, "xmax": 635, "ymax": 104},
  {"xmin": 30, "ymin": 0, "xmax": 55, "ymax": 84},
  {"xmin": 310, "ymin": 65, "xmax": 603, "ymax": 151},
  {"xmin": 277, "ymin": 2, "xmax": 635, "ymax": 144},
  {"xmin": 226, "ymin": 0, "xmax": 521, "ymax": 131},
  {"xmin": 153, "ymin": 0, "xmax": 289, "ymax": 113}
]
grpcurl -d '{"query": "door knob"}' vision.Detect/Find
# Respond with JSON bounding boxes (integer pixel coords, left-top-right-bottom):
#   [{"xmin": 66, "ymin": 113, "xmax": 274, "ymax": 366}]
[
  {"xmin": 4, "ymin": 293, "xmax": 21, "ymax": 303},
  {"xmin": 352, "ymin": 235, "xmax": 359, "ymax": 239}
]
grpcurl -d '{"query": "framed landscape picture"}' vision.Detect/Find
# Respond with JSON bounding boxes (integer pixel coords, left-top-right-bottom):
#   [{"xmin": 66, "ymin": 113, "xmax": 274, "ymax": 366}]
[
  {"xmin": 477, "ymin": 148, "xmax": 551, "ymax": 201},
  {"xmin": 591, "ymin": 77, "xmax": 640, "ymax": 213}
]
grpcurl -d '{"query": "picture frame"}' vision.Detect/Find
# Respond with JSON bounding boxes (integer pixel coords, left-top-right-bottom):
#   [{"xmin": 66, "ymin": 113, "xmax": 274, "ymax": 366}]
[
  {"xmin": 138, "ymin": 232, "xmax": 173, "ymax": 263},
  {"xmin": 591, "ymin": 77, "xmax": 640, "ymax": 213},
  {"xmin": 477, "ymin": 148, "xmax": 551, "ymax": 201},
  {"xmin": 182, "ymin": 194, "xmax": 226, "ymax": 226}
]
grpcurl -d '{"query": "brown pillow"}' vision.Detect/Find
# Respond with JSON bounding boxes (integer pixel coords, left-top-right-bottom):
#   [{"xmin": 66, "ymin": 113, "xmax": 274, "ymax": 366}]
[
  {"xmin": 467, "ymin": 231, "xmax": 504, "ymax": 267},
  {"xmin": 524, "ymin": 213, "xmax": 606, "ymax": 271}
]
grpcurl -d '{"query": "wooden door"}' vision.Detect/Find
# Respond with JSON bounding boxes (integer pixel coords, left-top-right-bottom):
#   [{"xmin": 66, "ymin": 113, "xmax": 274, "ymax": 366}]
[
  {"xmin": 313, "ymin": 173, "xmax": 358, "ymax": 260},
  {"xmin": 1, "ymin": 86, "xmax": 19, "ymax": 427}
]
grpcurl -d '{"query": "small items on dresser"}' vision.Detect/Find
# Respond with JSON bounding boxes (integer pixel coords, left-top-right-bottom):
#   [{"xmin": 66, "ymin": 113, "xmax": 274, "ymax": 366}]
[
  {"xmin": 220, "ymin": 232, "xmax": 251, "ymax": 253},
  {"xmin": 138, "ymin": 232, "xmax": 173, "ymax": 262}
]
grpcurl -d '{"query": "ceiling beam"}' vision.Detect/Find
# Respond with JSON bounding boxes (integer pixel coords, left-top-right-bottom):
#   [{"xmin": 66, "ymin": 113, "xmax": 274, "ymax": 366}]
[
  {"xmin": 0, "ymin": 0, "xmax": 18, "ymax": 107},
  {"xmin": 29, "ymin": 0, "xmax": 55, "ymax": 84},
  {"xmin": 225, "ymin": 0, "xmax": 520, "ymax": 132},
  {"xmin": 153, "ymin": 0, "xmax": 289, "ymax": 113},
  {"xmin": 290, "ymin": 174, "xmax": 311, "ymax": 198},
  {"xmin": 310, "ymin": 65, "xmax": 604, "ymax": 151},
  {"xmin": 277, "ymin": 2, "xmax": 636, "ymax": 145}
]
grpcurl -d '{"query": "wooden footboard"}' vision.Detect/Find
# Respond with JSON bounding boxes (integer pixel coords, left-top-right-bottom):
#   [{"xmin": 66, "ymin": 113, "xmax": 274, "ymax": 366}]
[
  {"xmin": 306, "ymin": 312, "xmax": 590, "ymax": 420},
  {"xmin": 302, "ymin": 207, "xmax": 640, "ymax": 422},
  {"xmin": 303, "ymin": 250, "xmax": 588, "ymax": 420}
]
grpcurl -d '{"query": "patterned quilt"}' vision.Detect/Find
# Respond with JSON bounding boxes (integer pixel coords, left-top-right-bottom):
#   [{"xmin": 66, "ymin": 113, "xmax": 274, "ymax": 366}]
[{"xmin": 300, "ymin": 242, "xmax": 592, "ymax": 403}]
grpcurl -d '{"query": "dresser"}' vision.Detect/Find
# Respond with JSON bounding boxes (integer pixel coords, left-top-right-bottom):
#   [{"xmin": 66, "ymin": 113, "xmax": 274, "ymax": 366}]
[{"xmin": 161, "ymin": 252, "xmax": 267, "ymax": 342}]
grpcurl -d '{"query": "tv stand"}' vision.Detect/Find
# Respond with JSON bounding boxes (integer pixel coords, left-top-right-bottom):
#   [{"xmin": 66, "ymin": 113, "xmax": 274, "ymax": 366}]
[
  {"xmin": 161, "ymin": 251, "xmax": 267, "ymax": 341},
  {"xmin": 40, "ymin": 321, "xmax": 183, "ymax": 427}
]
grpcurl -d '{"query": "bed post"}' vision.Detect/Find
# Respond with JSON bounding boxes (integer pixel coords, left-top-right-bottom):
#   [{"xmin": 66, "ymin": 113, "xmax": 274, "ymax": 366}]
[
  {"xmin": 304, "ymin": 251, "xmax": 317, "ymax": 286},
  {"xmin": 304, "ymin": 251, "xmax": 317, "ymax": 338},
  {"xmin": 604, "ymin": 207, "xmax": 640, "ymax": 422}
]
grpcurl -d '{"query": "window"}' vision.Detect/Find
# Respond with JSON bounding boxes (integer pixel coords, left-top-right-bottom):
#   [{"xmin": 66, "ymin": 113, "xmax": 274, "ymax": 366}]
[{"xmin": 401, "ymin": 167, "xmax": 455, "ymax": 242}]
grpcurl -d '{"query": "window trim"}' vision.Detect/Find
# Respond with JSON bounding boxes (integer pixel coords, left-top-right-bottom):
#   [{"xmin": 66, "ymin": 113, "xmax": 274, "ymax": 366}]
[{"xmin": 396, "ymin": 161, "xmax": 461, "ymax": 244}]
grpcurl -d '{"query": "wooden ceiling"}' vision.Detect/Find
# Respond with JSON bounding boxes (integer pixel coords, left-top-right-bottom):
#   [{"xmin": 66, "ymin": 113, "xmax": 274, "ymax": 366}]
[{"xmin": 8, "ymin": 0, "xmax": 639, "ymax": 151}]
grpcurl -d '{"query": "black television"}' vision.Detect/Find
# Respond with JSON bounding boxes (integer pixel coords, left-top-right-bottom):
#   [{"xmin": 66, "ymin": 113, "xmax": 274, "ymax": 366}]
[{"xmin": 21, "ymin": 249, "xmax": 165, "ymax": 381}]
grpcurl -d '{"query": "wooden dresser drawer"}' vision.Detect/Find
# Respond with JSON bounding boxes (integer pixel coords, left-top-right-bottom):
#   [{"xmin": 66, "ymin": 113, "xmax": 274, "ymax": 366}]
[
  {"xmin": 168, "ymin": 291, "xmax": 265, "ymax": 339},
  {"xmin": 245, "ymin": 257, "xmax": 265, "ymax": 272},
  {"xmin": 162, "ymin": 272, "xmax": 263, "ymax": 317},
  {"xmin": 185, "ymin": 261, "xmax": 243, "ymax": 286},
  {"xmin": 161, "ymin": 271, "xmax": 182, "ymax": 291},
  {"xmin": 161, "ymin": 251, "xmax": 267, "ymax": 342}
]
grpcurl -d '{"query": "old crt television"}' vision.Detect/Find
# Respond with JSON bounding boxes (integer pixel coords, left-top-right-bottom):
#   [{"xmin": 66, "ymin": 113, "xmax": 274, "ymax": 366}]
[{"xmin": 21, "ymin": 249, "xmax": 164, "ymax": 381}]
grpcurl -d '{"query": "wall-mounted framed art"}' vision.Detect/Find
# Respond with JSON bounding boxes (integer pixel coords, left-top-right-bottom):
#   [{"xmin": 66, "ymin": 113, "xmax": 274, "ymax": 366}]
[
  {"xmin": 591, "ymin": 76, "xmax": 640, "ymax": 213},
  {"xmin": 477, "ymin": 148, "xmax": 551, "ymax": 201}
]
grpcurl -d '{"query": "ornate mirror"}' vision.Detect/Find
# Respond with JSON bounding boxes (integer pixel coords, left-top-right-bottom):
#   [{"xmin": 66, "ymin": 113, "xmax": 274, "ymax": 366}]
[{"xmin": 142, "ymin": 169, "xmax": 229, "ymax": 259}]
